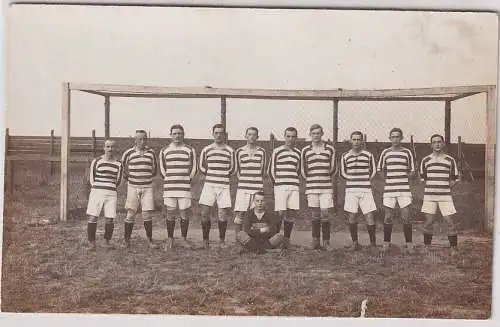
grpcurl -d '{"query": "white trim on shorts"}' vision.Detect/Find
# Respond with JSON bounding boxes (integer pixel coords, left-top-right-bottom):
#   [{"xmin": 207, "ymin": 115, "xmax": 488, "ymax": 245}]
[
  {"xmin": 307, "ymin": 193, "xmax": 334, "ymax": 209},
  {"xmin": 164, "ymin": 197, "xmax": 192, "ymax": 210},
  {"xmin": 421, "ymin": 201, "xmax": 456, "ymax": 216},
  {"xmin": 344, "ymin": 192, "xmax": 377, "ymax": 214},
  {"xmin": 199, "ymin": 184, "xmax": 232, "ymax": 208},
  {"xmin": 125, "ymin": 184, "xmax": 155, "ymax": 212},
  {"xmin": 274, "ymin": 188, "xmax": 300, "ymax": 211},
  {"xmin": 383, "ymin": 196, "xmax": 412, "ymax": 209},
  {"xmin": 86, "ymin": 189, "xmax": 117, "ymax": 218}
]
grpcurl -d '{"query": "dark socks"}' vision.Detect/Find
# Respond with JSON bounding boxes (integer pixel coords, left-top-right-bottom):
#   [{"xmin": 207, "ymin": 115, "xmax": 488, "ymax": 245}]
[
  {"xmin": 124, "ymin": 222, "xmax": 134, "ymax": 241},
  {"xmin": 202, "ymin": 220, "xmax": 211, "ymax": 240},
  {"xmin": 180, "ymin": 219, "xmax": 189, "ymax": 238},
  {"xmin": 312, "ymin": 220, "xmax": 321, "ymax": 238},
  {"xmin": 321, "ymin": 221, "xmax": 331, "ymax": 241},
  {"xmin": 367, "ymin": 225, "xmax": 376, "ymax": 244},
  {"xmin": 166, "ymin": 219, "xmax": 175, "ymax": 238},
  {"xmin": 144, "ymin": 221, "xmax": 153, "ymax": 241},
  {"xmin": 283, "ymin": 221, "xmax": 294, "ymax": 239},
  {"xmin": 403, "ymin": 224, "xmax": 413, "ymax": 243},
  {"xmin": 218, "ymin": 221, "xmax": 228, "ymax": 241},
  {"xmin": 87, "ymin": 222, "xmax": 97, "ymax": 242},
  {"xmin": 383, "ymin": 223, "xmax": 392, "ymax": 242},
  {"xmin": 448, "ymin": 235, "xmax": 458, "ymax": 247},
  {"xmin": 424, "ymin": 233, "xmax": 433, "ymax": 245},
  {"xmin": 276, "ymin": 219, "xmax": 282, "ymax": 234},
  {"xmin": 349, "ymin": 223, "xmax": 358, "ymax": 242},
  {"xmin": 104, "ymin": 222, "xmax": 114, "ymax": 241}
]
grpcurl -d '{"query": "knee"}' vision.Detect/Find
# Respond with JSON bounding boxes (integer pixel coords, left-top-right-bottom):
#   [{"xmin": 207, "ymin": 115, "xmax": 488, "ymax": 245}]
[
  {"xmin": 200, "ymin": 205, "xmax": 211, "ymax": 218},
  {"xmin": 142, "ymin": 211, "xmax": 153, "ymax": 222},
  {"xmin": 347, "ymin": 213, "xmax": 357, "ymax": 224},
  {"xmin": 384, "ymin": 210, "xmax": 394, "ymax": 224},
  {"xmin": 164, "ymin": 207, "xmax": 176, "ymax": 221},
  {"xmin": 179, "ymin": 208, "xmax": 191, "ymax": 220},
  {"xmin": 320, "ymin": 209, "xmax": 330, "ymax": 222},
  {"xmin": 285, "ymin": 210, "xmax": 297, "ymax": 222},
  {"xmin": 269, "ymin": 233, "xmax": 284, "ymax": 247},
  {"xmin": 125, "ymin": 210, "xmax": 136, "ymax": 223},
  {"xmin": 365, "ymin": 213, "xmax": 375, "ymax": 226},
  {"xmin": 234, "ymin": 211, "xmax": 245, "ymax": 225},
  {"xmin": 218, "ymin": 208, "xmax": 230, "ymax": 221},
  {"xmin": 105, "ymin": 217, "xmax": 114, "ymax": 225},
  {"xmin": 311, "ymin": 208, "xmax": 321, "ymax": 221},
  {"xmin": 236, "ymin": 231, "xmax": 251, "ymax": 244},
  {"xmin": 87, "ymin": 215, "xmax": 98, "ymax": 224}
]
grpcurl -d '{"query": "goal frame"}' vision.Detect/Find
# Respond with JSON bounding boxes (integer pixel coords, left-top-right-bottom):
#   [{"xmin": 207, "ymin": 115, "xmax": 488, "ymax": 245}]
[{"xmin": 61, "ymin": 82, "xmax": 497, "ymax": 231}]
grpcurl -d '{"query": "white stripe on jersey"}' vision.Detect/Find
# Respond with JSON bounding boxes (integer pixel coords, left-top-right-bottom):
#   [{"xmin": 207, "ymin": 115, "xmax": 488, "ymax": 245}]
[
  {"xmin": 235, "ymin": 145, "xmax": 266, "ymax": 192},
  {"xmin": 340, "ymin": 149, "xmax": 376, "ymax": 193},
  {"xmin": 377, "ymin": 147, "xmax": 415, "ymax": 197},
  {"xmin": 90, "ymin": 156, "xmax": 123, "ymax": 192},
  {"xmin": 420, "ymin": 153, "xmax": 459, "ymax": 202},
  {"xmin": 301, "ymin": 143, "xmax": 335, "ymax": 194},
  {"xmin": 268, "ymin": 145, "xmax": 301, "ymax": 190},
  {"xmin": 121, "ymin": 147, "xmax": 158, "ymax": 187},
  {"xmin": 199, "ymin": 143, "xmax": 235, "ymax": 189},
  {"xmin": 159, "ymin": 144, "xmax": 197, "ymax": 198}
]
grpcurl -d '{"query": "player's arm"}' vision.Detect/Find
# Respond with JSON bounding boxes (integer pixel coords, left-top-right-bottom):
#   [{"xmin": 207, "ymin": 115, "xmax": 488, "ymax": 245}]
[
  {"xmin": 116, "ymin": 162, "xmax": 124, "ymax": 187},
  {"xmin": 158, "ymin": 148, "xmax": 167, "ymax": 179},
  {"xmin": 300, "ymin": 148, "xmax": 307, "ymax": 180},
  {"xmin": 120, "ymin": 149, "xmax": 131, "ymax": 181},
  {"xmin": 261, "ymin": 148, "xmax": 267, "ymax": 177},
  {"xmin": 268, "ymin": 149, "xmax": 277, "ymax": 184},
  {"xmin": 369, "ymin": 152, "xmax": 377, "ymax": 180},
  {"xmin": 89, "ymin": 158, "xmax": 97, "ymax": 187},
  {"xmin": 242, "ymin": 212, "xmax": 260, "ymax": 237},
  {"xmin": 199, "ymin": 147, "xmax": 208, "ymax": 175},
  {"xmin": 407, "ymin": 149, "xmax": 416, "ymax": 179},
  {"xmin": 267, "ymin": 212, "xmax": 277, "ymax": 236},
  {"xmin": 228, "ymin": 147, "xmax": 236, "ymax": 176},
  {"xmin": 151, "ymin": 150, "xmax": 159, "ymax": 178},
  {"xmin": 189, "ymin": 147, "xmax": 197, "ymax": 180},
  {"xmin": 339, "ymin": 154, "xmax": 348, "ymax": 180},
  {"xmin": 234, "ymin": 149, "xmax": 241, "ymax": 179},
  {"xmin": 376, "ymin": 150, "xmax": 385, "ymax": 179},
  {"xmin": 329, "ymin": 147, "xmax": 336, "ymax": 176},
  {"xmin": 450, "ymin": 156, "xmax": 461, "ymax": 187},
  {"xmin": 419, "ymin": 159, "xmax": 426, "ymax": 183}
]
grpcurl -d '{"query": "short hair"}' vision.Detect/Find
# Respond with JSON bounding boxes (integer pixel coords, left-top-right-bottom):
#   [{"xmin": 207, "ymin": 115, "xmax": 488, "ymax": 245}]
[
  {"xmin": 245, "ymin": 126, "xmax": 259, "ymax": 136},
  {"xmin": 135, "ymin": 129, "xmax": 147, "ymax": 138},
  {"xmin": 254, "ymin": 190, "xmax": 266, "ymax": 198},
  {"xmin": 350, "ymin": 131, "xmax": 363, "ymax": 139},
  {"xmin": 284, "ymin": 127, "xmax": 298, "ymax": 136},
  {"xmin": 430, "ymin": 134, "xmax": 444, "ymax": 143},
  {"xmin": 389, "ymin": 128, "xmax": 403, "ymax": 138},
  {"xmin": 310, "ymin": 124, "xmax": 323, "ymax": 133},
  {"xmin": 170, "ymin": 124, "xmax": 184, "ymax": 133},
  {"xmin": 104, "ymin": 139, "xmax": 115, "ymax": 146},
  {"xmin": 212, "ymin": 123, "xmax": 225, "ymax": 133}
]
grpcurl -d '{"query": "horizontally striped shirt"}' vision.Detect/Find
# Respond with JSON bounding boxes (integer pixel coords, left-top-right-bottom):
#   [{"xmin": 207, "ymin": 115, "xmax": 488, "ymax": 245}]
[
  {"xmin": 340, "ymin": 149, "xmax": 376, "ymax": 193},
  {"xmin": 121, "ymin": 146, "xmax": 158, "ymax": 187},
  {"xmin": 269, "ymin": 145, "xmax": 301, "ymax": 190},
  {"xmin": 159, "ymin": 143, "xmax": 197, "ymax": 198},
  {"xmin": 377, "ymin": 147, "xmax": 415, "ymax": 197},
  {"xmin": 301, "ymin": 143, "xmax": 336, "ymax": 194},
  {"xmin": 89, "ymin": 156, "xmax": 123, "ymax": 192},
  {"xmin": 199, "ymin": 143, "xmax": 235, "ymax": 189},
  {"xmin": 235, "ymin": 145, "xmax": 266, "ymax": 193},
  {"xmin": 420, "ymin": 153, "xmax": 459, "ymax": 202}
]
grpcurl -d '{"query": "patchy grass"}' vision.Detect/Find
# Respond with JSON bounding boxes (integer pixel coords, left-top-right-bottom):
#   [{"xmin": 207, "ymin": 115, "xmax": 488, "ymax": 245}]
[{"xmin": 1, "ymin": 175, "xmax": 491, "ymax": 317}]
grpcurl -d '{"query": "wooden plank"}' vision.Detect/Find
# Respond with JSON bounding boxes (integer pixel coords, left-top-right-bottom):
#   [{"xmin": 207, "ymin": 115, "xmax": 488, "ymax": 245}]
[
  {"xmin": 70, "ymin": 82, "xmax": 493, "ymax": 100},
  {"xmin": 444, "ymin": 101, "xmax": 452, "ymax": 144},
  {"xmin": 221, "ymin": 96, "xmax": 227, "ymax": 139},
  {"xmin": 104, "ymin": 95, "xmax": 110, "ymax": 138},
  {"xmin": 450, "ymin": 92, "xmax": 482, "ymax": 101},
  {"xmin": 485, "ymin": 86, "xmax": 496, "ymax": 232},
  {"xmin": 60, "ymin": 82, "xmax": 70, "ymax": 222},
  {"xmin": 6, "ymin": 155, "xmax": 92, "ymax": 162},
  {"xmin": 332, "ymin": 99, "xmax": 339, "ymax": 144}
]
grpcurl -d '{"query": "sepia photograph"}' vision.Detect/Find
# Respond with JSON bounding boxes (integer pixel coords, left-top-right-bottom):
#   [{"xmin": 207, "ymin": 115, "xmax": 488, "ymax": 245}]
[{"xmin": 1, "ymin": 2, "xmax": 498, "ymax": 319}]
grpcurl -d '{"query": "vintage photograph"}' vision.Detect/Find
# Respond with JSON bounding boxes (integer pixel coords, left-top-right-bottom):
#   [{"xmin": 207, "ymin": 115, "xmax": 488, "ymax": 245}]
[{"xmin": 1, "ymin": 4, "xmax": 497, "ymax": 318}]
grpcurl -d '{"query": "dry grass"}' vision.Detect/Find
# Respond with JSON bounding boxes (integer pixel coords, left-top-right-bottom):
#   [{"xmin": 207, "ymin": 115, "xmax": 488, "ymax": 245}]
[{"xmin": 1, "ymin": 174, "xmax": 492, "ymax": 318}]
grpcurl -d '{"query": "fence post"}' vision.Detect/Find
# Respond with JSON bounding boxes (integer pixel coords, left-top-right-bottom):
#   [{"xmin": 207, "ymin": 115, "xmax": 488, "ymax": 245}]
[
  {"xmin": 49, "ymin": 129, "xmax": 55, "ymax": 175},
  {"xmin": 91, "ymin": 129, "xmax": 96, "ymax": 157},
  {"xmin": 457, "ymin": 136, "xmax": 462, "ymax": 172},
  {"xmin": 4, "ymin": 128, "xmax": 13, "ymax": 194}
]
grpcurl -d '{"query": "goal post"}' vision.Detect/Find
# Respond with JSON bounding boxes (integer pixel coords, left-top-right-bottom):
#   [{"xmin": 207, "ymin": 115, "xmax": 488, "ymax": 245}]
[{"xmin": 60, "ymin": 82, "xmax": 496, "ymax": 231}]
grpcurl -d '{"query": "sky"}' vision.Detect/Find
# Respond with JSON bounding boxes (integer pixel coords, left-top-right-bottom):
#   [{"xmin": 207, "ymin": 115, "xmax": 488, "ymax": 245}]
[{"xmin": 5, "ymin": 5, "xmax": 498, "ymax": 143}]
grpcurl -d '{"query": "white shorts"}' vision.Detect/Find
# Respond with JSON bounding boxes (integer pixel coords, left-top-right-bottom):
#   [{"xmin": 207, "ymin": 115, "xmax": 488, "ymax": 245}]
[
  {"xmin": 344, "ymin": 192, "xmax": 377, "ymax": 214},
  {"xmin": 307, "ymin": 193, "xmax": 334, "ymax": 209},
  {"xmin": 199, "ymin": 184, "xmax": 232, "ymax": 208},
  {"xmin": 164, "ymin": 197, "xmax": 192, "ymax": 210},
  {"xmin": 86, "ymin": 189, "xmax": 117, "ymax": 219},
  {"xmin": 274, "ymin": 188, "xmax": 300, "ymax": 211},
  {"xmin": 125, "ymin": 185, "xmax": 155, "ymax": 212},
  {"xmin": 234, "ymin": 190, "xmax": 258, "ymax": 212},
  {"xmin": 383, "ymin": 196, "xmax": 412, "ymax": 209},
  {"xmin": 421, "ymin": 201, "xmax": 457, "ymax": 217}
]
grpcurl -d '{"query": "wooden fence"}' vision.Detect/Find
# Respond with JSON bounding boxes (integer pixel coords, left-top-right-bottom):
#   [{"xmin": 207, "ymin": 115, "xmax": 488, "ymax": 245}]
[{"xmin": 3, "ymin": 128, "xmax": 486, "ymax": 193}]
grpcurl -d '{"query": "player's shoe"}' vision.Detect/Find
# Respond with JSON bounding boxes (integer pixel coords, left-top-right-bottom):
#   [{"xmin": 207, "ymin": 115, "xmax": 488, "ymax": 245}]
[
  {"xmin": 203, "ymin": 239, "xmax": 210, "ymax": 249},
  {"xmin": 347, "ymin": 241, "xmax": 361, "ymax": 251},
  {"xmin": 405, "ymin": 242, "xmax": 414, "ymax": 254},
  {"xmin": 148, "ymin": 240, "xmax": 160, "ymax": 249},
  {"xmin": 218, "ymin": 239, "xmax": 228, "ymax": 249},
  {"xmin": 310, "ymin": 238, "xmax": 321, "ymax": 250},
  {"xmin": 382, "ymin": 242, "xmax": 391, "ymax": 252},
  {"xmin": 164, "ymin": 238, "xmax": 174, "ymax": 251},
  {"xmin": 87, "ymin": 241, "xmax": 96, "ymax": 252},
  {"xmin": 103, "ymin": 240, "xmax": 116, "ymax": 250},
  {"xmin": 180, "ymin": 237, "xmax": 194, "ymax": 249},
  {"xmin": 322, "ymin": 240, "xmax": 334, "ymax": 252}
]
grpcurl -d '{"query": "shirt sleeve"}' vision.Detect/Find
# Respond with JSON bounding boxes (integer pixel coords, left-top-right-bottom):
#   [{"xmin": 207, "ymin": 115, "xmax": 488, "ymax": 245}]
[
  {"xmin": 199, "ymin": 147, "xmax": 208, "ymax": 175},
  {"xmin": 159, "ymin": 148, "xmax": 167, "ymax": 179},
  {"xmin": 189, "ymin": 147, "xmax": 197, "ymax": 180}
]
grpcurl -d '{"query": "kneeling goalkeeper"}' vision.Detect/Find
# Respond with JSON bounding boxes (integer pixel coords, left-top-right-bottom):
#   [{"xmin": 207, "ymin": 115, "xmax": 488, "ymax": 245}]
[{"xmin": 236, "ymin": 191, "xmax": 285, "ymax": 254}]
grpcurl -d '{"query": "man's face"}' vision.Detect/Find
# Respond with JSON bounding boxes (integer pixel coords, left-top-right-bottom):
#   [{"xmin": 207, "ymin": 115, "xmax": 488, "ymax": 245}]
[
  {"xmin": 389, "ymin": 131, "xmax": 403, "ymax": 146},
  {"xmin": 213, "ymin": 127, "xmax": 225, "ymax": 143},
  {"xmin": 104, "ymin": 141, "xmax": 114, "ymax": 156},
  {"xmin": 284, "ymin": 130, "xmax": 297, "ymax": 146},
  {"xmin": 135, "ymin": 132, "xmax": 147, "ymax": 150},
  {"xmin": 246, "ymin": 129, "xmax": 258, "ymax": 144},
  {"xmin": 171, "ymin": 128, "xmax": 184, "ymax": 144},
  {"xmin": 310, "ymin": 128, "xmax": 323, "ymax": 143},
  {"xmin": 350, "ymin": 133, "xmax": 363, "ymax": 150},
  {"xmin": 253, "ymin": 194, "xmax": 266, "ymax": 211},
  {"xmin": 431, "ymin": 136, "xmax": 444, "ymax": 152}
]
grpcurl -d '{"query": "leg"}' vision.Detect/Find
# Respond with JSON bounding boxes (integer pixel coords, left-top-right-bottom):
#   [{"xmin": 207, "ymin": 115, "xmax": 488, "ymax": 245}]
[
  {"xmin": 236, "ymin": 230, "xmax": 262, "ymax": 254},
  {"xmin": 421, "ymin": 201, "xmax": 438, "ymax": 249},
  {"xmin": 360, "ymin": 192, "xmax": 378, "ymax": 247},
  {"xmin": 123, "ymin": 185, "xmax": 140, "ymax": 248},
  {"xmin": 124, "ymin": 210, "xmax": 136, "ymax": 248},
  {"xmin": 217, "ymin": 208, "xmax": 230, "ymax": 248},
  {"xmin": 344, "ymin": 192, "xmax": 360, "ymax": 250},
  {"xmin": 102, "ymin": 193, "xmax": 117, "ymax": 248},
  {"xmin": 440, "ymin": 201, "xmax": 458, "ymax": 250},
  {"xmin": 320, "ymin": 193, "xmax": 334, "ymax": 250},
  {"xmin": 200, "ymin": 204, "xmax": 212, "ymax": 249},
  {"xmin": 233, "ymin": 190, "xmax": 250, "ymax": 237},
  {"xmin": 142, "ymin": 210, "xmax": 159, "ymax": 249},
  {"xmin": 233, "ymin": 211, "xmax": 245, "ymax": 238},
  {"xmin": 400, "ymin": 201, "xmax": 414, "ymax": 253},
  {"xmin": 311, "ymin": 207, "xmax": 322, "ymax": 250},
  {"xmin": 179, "ymin": 206, "xmax": 194, "ymax": 249},
  {"xmin": 365, "ymin": 212, "xmax": 376, "ymax": 247},
  {"xmin": 87, "ymin": 215, "xmax": 98, "ymax": 251},
  {"xmin": 164, "ymin": 203, "xmax": 177, "ymax": 250},
  {"xmin": 284, "ymin": 209, "xmax": 297, "ymax": 247},
  {"xmin": 103, "ymin": 217, "xmax": 115, "ymax": 249},
  {"xmin": 383, "ymin": 206, "xmax": 395, "ymax": 250}
]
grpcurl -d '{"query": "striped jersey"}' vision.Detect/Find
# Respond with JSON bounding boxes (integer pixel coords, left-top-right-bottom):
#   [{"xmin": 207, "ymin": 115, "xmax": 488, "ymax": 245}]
[
  {"xmin": 159, "ymin": 143, "xmax": 197, "ymax": 198},
  {"xmin": 89, "ymin": 156, "xmax": 123, "ymax": 192},
  {"xmin": 199, "ymin": 143, "xmax": 235, "ymax": 189},
  {"xmin": 340, "ymin": 149, "xmax": 376, "ymax": 193},
  {"xmin": 419, "ymin": 153, "xmax": 459, "ymax": 202},
  {"xmin": 121, "ymin": 146, "xmax": 158, "ymax": 187},
  {"xmin": 300, "ymin": 143, "xmax": 336, "ymax": 194},
  {"xmin": 377, "ymin": 147, "xmax": 415, "ymax": 197},
  {"xmin": 269, "ymin": 145, "xmax": 301, "ymax": 190},
  {"xmin": 235, "ymin": 145, "xmax": 266, "ymax": 193}
]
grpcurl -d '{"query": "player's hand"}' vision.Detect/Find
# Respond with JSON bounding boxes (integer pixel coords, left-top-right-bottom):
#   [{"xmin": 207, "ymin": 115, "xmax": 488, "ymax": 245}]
[
  {"xmin": 260, "ymin": 227, "xmax": 270, "ymax": 233},
  {"xmin": 450, "ymin": 179, "xmax": 460, "ymax": 188},
  {"xmin": 408, "ymin": 171, "xmax": 416, "ymax": 179}
]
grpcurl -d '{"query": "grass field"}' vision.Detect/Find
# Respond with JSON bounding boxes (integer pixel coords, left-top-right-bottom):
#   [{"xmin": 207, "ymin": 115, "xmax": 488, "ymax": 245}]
[{"xmin": 1, "ymin": 171, "xmax": 493, "ymax": 318}]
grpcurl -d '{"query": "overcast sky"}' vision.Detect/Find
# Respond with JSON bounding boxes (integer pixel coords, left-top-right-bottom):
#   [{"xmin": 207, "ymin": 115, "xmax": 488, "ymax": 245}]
[{"xmin": 5, "ymin": 5, "xmax": 498, "ymax": 143}]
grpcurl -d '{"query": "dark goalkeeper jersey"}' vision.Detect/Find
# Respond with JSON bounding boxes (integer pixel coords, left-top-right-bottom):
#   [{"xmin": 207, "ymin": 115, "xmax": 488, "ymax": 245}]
[{"xmin": 243, "ymin": 209, "xmax": 278, "ymax": 239}]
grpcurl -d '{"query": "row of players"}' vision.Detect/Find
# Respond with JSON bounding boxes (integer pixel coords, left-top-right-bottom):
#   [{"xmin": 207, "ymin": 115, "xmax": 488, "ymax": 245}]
[{"xmin": 86, "ymin": 123, "xmax": 460, "ymax": 255}]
